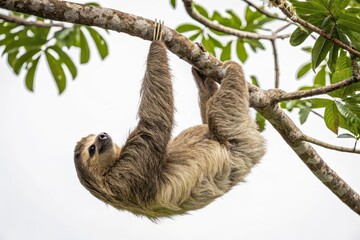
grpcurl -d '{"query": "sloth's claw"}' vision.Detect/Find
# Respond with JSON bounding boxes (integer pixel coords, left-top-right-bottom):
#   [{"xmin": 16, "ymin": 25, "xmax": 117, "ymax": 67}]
[{"xmin": 153, "ymin": 19, "xmax": 164, "ymax": 41}]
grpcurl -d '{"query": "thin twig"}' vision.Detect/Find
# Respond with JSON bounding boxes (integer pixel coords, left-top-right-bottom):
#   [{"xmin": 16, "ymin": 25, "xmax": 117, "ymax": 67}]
[
  {"xmin": 274, "ymin": 22, "xmax": 292, "ymax": 33},
  {"xmin": 0, "ymin": 12, "xmax": 64, "ymax": 27},
  {"xmin": 242, "ymin": 0, "xmax": 291, "ymax": 23},
  {"xmin": 302, "ymin": 134, "xmax": 360, "ymax": 154},
  {"xmin": 350, "ymin": 50, "xmax": 360, "ymax": 77},
  {"xmin": 310, "ymin": 109, "xmax": 324, "ymax": 119},
  {"xmin": 272, "ymin": 75, "xmax": 360, "ymax": 103},
  {"xmin": 275, "ymin": 1, "xmax": 360, "ymax": 57},
  {"xmin": 182, "ymin": 0, "xmax": 290, "ymax": 40},
  {"xmin": 271, "ymin": 39, "xmax": 280, "ymax": 88}
]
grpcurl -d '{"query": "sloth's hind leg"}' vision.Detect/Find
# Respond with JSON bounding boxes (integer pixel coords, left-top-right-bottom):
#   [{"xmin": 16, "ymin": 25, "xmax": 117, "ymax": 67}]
[
  {"xmin": 207, "ymin": 61, "xmax": 250, "ymax": 144},
  {"xmin": 207, "ymin": 61, "xmax": 265, "ymax": 184}
]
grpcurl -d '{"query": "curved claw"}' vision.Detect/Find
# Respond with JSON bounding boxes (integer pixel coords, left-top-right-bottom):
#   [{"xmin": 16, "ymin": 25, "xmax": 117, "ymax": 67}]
[{"xmin": 153, "ymin": 19, "xmax": 164, "ymax": 41}]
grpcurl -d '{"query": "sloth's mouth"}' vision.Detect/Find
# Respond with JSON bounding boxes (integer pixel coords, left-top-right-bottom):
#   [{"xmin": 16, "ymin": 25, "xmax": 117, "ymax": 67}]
[{"xmin": 99, "ymin": 140, "xmax": 112, "ymax": 154}]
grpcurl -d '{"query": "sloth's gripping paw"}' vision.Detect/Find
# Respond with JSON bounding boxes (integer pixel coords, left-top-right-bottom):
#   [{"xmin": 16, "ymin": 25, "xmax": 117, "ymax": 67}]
[{"xmin": 191, "ymin": 67, "xmax": 218, "ymax": 98}]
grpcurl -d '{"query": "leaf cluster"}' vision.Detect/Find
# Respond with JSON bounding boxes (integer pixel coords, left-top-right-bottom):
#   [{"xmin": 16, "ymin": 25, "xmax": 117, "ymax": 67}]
[
  {"xmin": 282, "ymin": 48, "xmax": 360, "ymax": 140},
  {"xmin": 289, "ymin": 0, "xmax": 360, "ymax": 70},
  {"xmin": 278, "ymin": 0, "xmax": 360, "ymax": 140},
  {"xmin": 176, "ymin": 4, "xmax": 275, "ymax": 63},
  {"xmin": 0, "ymin": 10, "xmax": 108, "ymax": 94}
]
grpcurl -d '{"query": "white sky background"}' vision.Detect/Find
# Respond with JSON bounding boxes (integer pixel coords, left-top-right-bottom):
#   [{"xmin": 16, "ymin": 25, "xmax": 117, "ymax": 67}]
[{"xmin": 0, "ymin": 0, "xmax": 360, "ymax": 239}]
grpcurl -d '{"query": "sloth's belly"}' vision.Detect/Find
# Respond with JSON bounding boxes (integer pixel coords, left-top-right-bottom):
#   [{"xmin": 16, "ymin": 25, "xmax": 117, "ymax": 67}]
[{"xmin": 147, "ymin": 125, "xmax": 235, "ymax": 217}]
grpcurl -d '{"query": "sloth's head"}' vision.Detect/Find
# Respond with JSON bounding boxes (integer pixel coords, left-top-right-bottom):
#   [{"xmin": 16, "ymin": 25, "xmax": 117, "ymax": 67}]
[{"xmin": 74, "ymin": 133, "xmax": 121, "ymax": 189}]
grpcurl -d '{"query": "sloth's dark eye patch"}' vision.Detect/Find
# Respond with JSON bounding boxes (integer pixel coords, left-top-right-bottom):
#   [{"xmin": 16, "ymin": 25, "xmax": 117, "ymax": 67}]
[{"xmin": 88, "ymin": 144, "xmax": 96, "ymax": 156}]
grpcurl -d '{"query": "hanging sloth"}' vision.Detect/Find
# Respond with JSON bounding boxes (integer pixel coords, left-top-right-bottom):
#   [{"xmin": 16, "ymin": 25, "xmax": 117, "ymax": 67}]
[{"xmin": 74, "ymin": 21, "xmax": 265, "ymax": 219}]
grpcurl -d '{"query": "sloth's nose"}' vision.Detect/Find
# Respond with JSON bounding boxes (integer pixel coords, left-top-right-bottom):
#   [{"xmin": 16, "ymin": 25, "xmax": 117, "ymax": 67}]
[{"xmin": 99, "ymin": 132, "xmax": 108, "ymax": 141}]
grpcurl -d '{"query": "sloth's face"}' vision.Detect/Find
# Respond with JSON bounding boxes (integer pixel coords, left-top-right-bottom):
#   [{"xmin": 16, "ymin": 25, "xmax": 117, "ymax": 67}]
[{"xmin": 74, "ymin": 132, "xmax": 120, "ymax": 177}]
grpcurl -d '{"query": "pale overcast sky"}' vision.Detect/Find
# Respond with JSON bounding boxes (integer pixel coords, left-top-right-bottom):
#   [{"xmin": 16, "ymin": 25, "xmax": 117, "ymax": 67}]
[{"xmin": 0, "ymin": 1, "xmax": 359, "ymax": 240}]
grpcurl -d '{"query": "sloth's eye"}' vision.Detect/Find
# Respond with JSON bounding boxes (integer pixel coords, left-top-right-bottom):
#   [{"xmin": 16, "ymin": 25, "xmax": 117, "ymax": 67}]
[{"xmin": 88, "ymin": 145, "xmax": 96, "ymax": 156}]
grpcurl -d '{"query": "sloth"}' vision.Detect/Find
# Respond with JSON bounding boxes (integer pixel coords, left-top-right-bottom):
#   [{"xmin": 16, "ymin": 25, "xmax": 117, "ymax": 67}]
[{"xmin": 74, "ymin": 22, "xmax": 265, "ymax": 219}]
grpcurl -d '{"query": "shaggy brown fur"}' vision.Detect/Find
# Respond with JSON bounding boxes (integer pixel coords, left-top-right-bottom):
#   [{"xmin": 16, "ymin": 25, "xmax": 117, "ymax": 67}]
[{"xmin": 74, "ymin": 22, "xmax": 265, "ymax": 219}]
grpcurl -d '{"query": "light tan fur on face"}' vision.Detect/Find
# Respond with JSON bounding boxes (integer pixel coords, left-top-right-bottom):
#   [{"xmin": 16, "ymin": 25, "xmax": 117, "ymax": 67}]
[{"xmin": 74, "ymin": 22, "xmax": 265, "ymax": 220}]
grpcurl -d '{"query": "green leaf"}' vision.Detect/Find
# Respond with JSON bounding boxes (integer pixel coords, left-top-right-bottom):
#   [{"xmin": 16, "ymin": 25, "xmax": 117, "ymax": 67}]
[
  {"xmin": 4, "ymin": 37, "xmax": 46, "ymax": 54},
  {"xmin": 7, "ymin": 50, "xmax": 19, "ymax": 68},
  {"xmin": 243, "ymin": 39, "xmax": 265, "ymax": 52},
  {"xmin": 245, "ymin": 5, "xmax": 262, "ymax": 24},
  {"xmin": 176, "ymin": 24, "xmax": 201, "ymax": 33},
  {"xmin": 337, "ymin": 13, "xmax": 360, "ymax": 33},
  {"xmin": 290, "ymin": 26, "xmax": 311, "ymax": 46},
  {"xmin": 299, "ymin": 107, "xmax": 310, "ymax": 124},
  {"xmin": 281, "ymin": 100, "xmax": 299, "ymax": 111},
  {"xmin": 212, "ymin": 11, "xmax": 224, "ymax": 23},
  {"xmin": 328, "ymin": 44, "xmax": 339, "ymax": 72},
  {"xmin": 250, "ymin": 75, "xmax": 260, "ymax": 87},
  {"xmin": 226, "ymin": 9, "xmax": 242, "ymax": 28},
  {"xmin": 256, "ymin": 112, "xmax": 266, "ymax": 132},
  {"xmin": 170, "ymin": 0, "xmax": 176, "ymax": 8},
  {"xmin": 54, "ymin": 27, "xmax": 75, "ymax": 41},
  {"xmin": 194, "ymin": 4, "xmax": 208, "ymax": 18},
  {"xmin": 292, "ymin": 1, "xmax": 328, "ymax": 15},
  {"xmin": 85, "ymin": 2, "xmax": 101, "ymax": 7},
  {"xmin": 329, "ymin": 68, "xmax": 352, "ymax": 98},
  {"xmin": 296, "ymin": 62, "xmax": 312, "ymax": 79},
  {"xmin": 347, "ymin": 7, "xmax": 360, "ymax": 14},
  {"xmin": 343, "ymin": 94, "xmax": 360, "ymax": 105},
  {"xmin": 79, "ymin": 29, "xmax": 90, "ymax": 64},
  {"xmin": 220, "ymin": 41, "xmax": 232, "ymax": 61},
  {"xmin": 298, "ymin": 85, "xmax": 315, "ymax": 91},
  {"xmin": 324, "ymin": 102, "xmax": 340, "ymax": 134},
  {"xmin": 337, "ymin": 133, "xmax": 355, "ymax": 139},
  {"xmin": 208, "ymin": 34, "xmax": 223, "ymax": 48},
  {"xmin": 13, "ymin": 49, "xmax": 41, "ymax": 75},
  {"xmin": 85, "ymin": 26, "xmax": 108, "ymax": 59},
  {"xmin": 25, "ymin": 57, "xmax": 40, "ymax": 92},
  {"xmin": 330, "ymin": 0, "xmax": 350, "ymax": 11},
  {"xmin": 312, "ymin": 36, "xmax": 332, "ymax": 70},
  {"xmin": 336, "ymin": 50, "xmax": 351, "ymax": 71},
  {"xmin": 45, "ymin": 51, "xmax": 66, "ymax": 94},
  {"xmin": 331, "ymin": 68, "xmax": 352, "ymax": 84},
  {"xmin": 301, "ymin": 47, "xmax": 312, "ymax": 53},
  {"xmin": 342, "ymin": 29, "xmax": 360, "ymax": 51},
  {"xmin": 189, "ymin": 31, "xmax": 202, "ymax": 41},
  {"xmin": 308, "ymin": 98, "xmax": 333, "ymax": 108},
  {"xmin": 336, "ymin": 101, "xmax": 360, "ymax": 135},
  {"xmin": 236, "ymin": 40, "xmax": 248, "ymax": 63},
  {"xmin": 201, "ymin": 36, "xmax": 215, "ymax": 56},
  {"xmin": 48, "ymin": 45, "xmax": 77, "ymax": 79},
  {"xmin": 0, "ymin": 25, "xmax": 13, "ymax": 35},
  {"xmin": 314, "ymin": 65, "xmax": 326, "ymax": 86}
]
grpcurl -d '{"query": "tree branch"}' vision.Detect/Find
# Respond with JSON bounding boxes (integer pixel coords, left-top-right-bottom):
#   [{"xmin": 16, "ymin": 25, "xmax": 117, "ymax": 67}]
[
  {"xmin": 273, "ymin": 1, "xmax": 360, "ymax": 58},
  {"xmin": 1, "ymin": 0, "xmax": 359, "ymax": 215},
  {"xmin": 302, "ymin": 134, "xmax": 360, "ymax": 154},
  {"xmin": 272, "ymin": 76, "xmax": 360, "ymax": 103},
  {"xmin": 271, "ymin": 39, "xmax": 280, "ymax": 88},
  {"xmin": 242, "ymin": 0, "xmax": 291, "ymax": 23},
  {"xmin": 181, "ymin": 0, "xmax": 290, "ymax": 40},
  {"xmin": 0, "ymin": 12, "xmax": 64, "ymax": 27}
]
